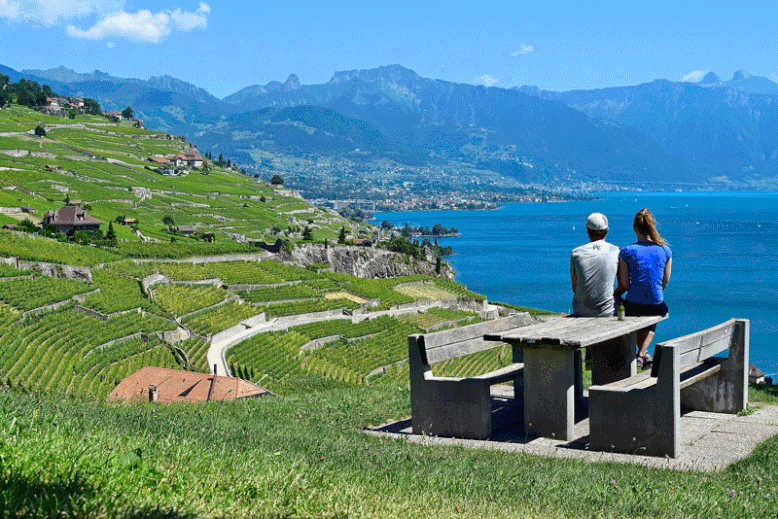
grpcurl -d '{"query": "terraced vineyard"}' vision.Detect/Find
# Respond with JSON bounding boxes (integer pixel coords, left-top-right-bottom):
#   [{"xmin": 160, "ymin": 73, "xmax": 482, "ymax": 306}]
[
  {"xmin": 227, "ymin": 314, "xmax": 497, "ymax": 393},
  {"xmin": 236, "ymin": 283, "xmax": 317, "ymax": 303},
  {"xmin": 0, "ymin": 308, "xmax": 178, "ymax": 398},
  {"xmin": 182, "ymin": 301, "xmax": 263, "ymax": 337},
  {"xmin": 0, "ymin": 104, "xmax": 497, "ymax": 401},
  {"xmin": 0, "ymin": 276, "xmax": 93, "ymax": 310},
  {"xmin": 153, "ymin": 283, "xmax": 229, "ymax": 316}
]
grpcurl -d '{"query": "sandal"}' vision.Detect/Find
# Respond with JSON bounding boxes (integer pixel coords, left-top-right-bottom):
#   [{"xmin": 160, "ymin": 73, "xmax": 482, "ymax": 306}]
[{"xmin": 637, "ymin": 353, "xmax": 653, "ymax": 370}]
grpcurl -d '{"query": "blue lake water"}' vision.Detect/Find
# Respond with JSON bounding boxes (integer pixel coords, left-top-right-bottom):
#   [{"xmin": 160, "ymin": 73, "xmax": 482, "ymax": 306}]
[{"xmin": 373, "ymin": 192, "xmax": 778, "ymax": 373}]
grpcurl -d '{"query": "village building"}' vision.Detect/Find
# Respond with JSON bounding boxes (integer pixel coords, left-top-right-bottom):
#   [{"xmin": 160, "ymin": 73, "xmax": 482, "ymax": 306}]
[
  {"xmin": 107, "ymin": 366, "xmax": 270, "ymax": 403},
  {"xmin": 147, "ymin": 156, "xmax": 170, "ymax": 165},
  {"xmin": 174, "ymin": 225, "xmax": 197, "ymax": 235},
  {"xmin": 42, "ymin": 205, "xmax": 102, "ymax": 234},
  {"xmin": 173, "ymin": 153, "xmax": 204, "ymax": 168}
]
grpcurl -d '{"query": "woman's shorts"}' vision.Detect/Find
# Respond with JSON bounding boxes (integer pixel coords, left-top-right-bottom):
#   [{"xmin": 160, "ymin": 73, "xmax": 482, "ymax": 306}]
[{"xmin": 623, "ymin": 300, "xmax": 668, "ymax": 331}]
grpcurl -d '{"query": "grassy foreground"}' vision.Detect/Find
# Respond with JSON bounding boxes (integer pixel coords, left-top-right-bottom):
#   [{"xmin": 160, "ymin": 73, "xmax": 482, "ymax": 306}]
[{"xmin": 2, "ymin": 384, "xmax": 778, "ymax": 519}]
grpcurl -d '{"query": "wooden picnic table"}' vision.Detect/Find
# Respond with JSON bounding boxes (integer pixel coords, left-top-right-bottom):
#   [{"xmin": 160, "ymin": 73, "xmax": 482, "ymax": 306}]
[{"xmin": 485, "ymin": 315, "xmax": 667, "ymax": 441}]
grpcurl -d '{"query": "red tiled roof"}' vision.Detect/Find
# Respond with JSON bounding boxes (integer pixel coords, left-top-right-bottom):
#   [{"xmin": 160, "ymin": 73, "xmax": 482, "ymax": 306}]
[{"xmin": 107, "ymin": 366, "xmax": 270, "ymax": 403}]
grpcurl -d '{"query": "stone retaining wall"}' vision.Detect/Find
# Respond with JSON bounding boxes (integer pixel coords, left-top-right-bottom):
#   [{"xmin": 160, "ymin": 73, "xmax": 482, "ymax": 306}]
[{"xmin": 300, "ymin": 335, "xmax": 342, "ymax": 351}]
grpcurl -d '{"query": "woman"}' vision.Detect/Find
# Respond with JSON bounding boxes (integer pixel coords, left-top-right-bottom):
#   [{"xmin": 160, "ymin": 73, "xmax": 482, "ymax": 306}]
[{"xmin": 616, "ymin": 208, "xmax": 672, "ymax": 369}]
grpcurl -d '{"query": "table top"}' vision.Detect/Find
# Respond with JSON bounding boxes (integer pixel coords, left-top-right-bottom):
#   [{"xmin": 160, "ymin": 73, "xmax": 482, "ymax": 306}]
[{"xmin": 484, "ymin": 315, "xmax": 668, "ymax": 349}]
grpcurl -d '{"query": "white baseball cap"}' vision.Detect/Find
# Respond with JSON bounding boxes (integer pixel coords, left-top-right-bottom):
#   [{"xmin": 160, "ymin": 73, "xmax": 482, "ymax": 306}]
[{"xmin": 586, "ymin": 212, "xmax": 608, "ymax": 231}]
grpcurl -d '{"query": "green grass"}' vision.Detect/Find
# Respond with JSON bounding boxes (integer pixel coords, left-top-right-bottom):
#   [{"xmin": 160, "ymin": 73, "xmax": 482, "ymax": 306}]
[{"xmin": 0, "ymin": 385, "xmax": 777, "ymax": 518}]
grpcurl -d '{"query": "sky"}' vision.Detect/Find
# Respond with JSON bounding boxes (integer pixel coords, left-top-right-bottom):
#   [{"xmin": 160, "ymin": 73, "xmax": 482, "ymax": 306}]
[{"xmin": 1, "ymin": 0, "xmax": 777, "ymax": 99}]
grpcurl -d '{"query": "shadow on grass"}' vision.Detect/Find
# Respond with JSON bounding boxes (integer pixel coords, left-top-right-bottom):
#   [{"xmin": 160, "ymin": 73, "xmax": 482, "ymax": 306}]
[{"xmin": 0, "ymin": 473, "xmax": 198, "ymax": 519}]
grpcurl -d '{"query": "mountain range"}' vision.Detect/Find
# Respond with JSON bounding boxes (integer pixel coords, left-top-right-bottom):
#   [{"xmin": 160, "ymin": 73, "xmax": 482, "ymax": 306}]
[{"xmin": 5, "ymin": 63, "xmax": 778, "ymax": 189}]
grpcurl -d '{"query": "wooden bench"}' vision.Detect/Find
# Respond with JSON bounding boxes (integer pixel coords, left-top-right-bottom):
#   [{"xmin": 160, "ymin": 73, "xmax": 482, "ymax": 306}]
[
  {"xmin": 408, "ymin": 313, "xmax": 534, "ymax": 439},
  {"xmin": 588, "ymin": 318, "xmax": 749, "ymax": 458}
]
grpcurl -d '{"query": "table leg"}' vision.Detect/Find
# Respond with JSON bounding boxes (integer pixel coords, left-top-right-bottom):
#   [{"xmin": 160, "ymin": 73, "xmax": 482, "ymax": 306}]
[
  {"xmin": 523, "ymin": 348, "xmax": 577, "ymax": 441},
  {"xmin": 590, "ymin": 332, "xmax": 637, "ymax": 386}
]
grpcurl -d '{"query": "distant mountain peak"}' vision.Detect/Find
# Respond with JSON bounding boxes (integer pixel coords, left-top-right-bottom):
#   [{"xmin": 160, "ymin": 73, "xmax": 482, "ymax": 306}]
[
  {"xmin": 328, "ymin": 64, "xmax": 420, "ymax": 85},
  {"xmin": 285, "ymin": 74, "xmax": 301, "ymax": 90},
  {"xmin": 700, "ymin": 72, "xmax": 722, "ymax": 85},
  {"xmin": 732, "ymin": 70, "xmax": 751, "ymax": 81}
]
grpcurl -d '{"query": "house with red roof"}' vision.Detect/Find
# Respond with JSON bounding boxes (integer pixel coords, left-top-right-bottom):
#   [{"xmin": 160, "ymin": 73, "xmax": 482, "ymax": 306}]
[{"xmin": 107, "ymin": 366, "xmax": 270, "ymax": 403}]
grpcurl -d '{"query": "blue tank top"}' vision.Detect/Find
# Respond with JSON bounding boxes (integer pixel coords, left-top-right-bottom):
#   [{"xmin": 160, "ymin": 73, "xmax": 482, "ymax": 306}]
[{"xmin": 619, "ymin": 242, "xmax": 672, "ymax": 305}]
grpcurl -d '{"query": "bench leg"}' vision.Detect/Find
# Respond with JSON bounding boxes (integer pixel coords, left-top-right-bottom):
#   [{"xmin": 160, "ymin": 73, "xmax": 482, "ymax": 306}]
[
  {"xmin": 589, "ymin": 345, "xmax": 679, "ymax": 458},
  {"xmin": 412, "ymin": 379, "xmax": 493, "ymax": 439},
  {"xmin": 591, "ymin": 332, "xmax": 636, "ymax": 386},
  {"xmin": 524, "ymin": 348, "xmax": 577, "ymax": 441}
]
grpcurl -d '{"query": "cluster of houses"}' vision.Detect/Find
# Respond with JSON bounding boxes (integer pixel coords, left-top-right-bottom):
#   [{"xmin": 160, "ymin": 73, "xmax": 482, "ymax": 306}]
[
  {"xmin": 147, "ymin": 153, "xmax": 204, "ymax": 176},
  {"xmin": 41, "ymin": 97, "xmax": 86, "ymax": 118}
]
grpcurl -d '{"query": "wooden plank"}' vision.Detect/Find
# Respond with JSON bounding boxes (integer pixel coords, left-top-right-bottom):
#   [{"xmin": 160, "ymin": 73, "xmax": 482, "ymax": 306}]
[
  {"xmin": 601, "ymin": 370, "xmax": 653, "ymax": 388},
  {"xmin": 420, "ymin": 314, "xmax": 532, "ymax": 349},
  {"xmin": 489, "ymin": 316, "xmax": 666, "ymax": 348},
  {"xmin": 426, "ymin": 337, "xmax": 508, "ymax": 365},
  {"xmin": 679, "ymin": 361, "xmax": 722, "ymax": 390},
  {"xmin": 472, "ymin": 363, "xmax": 523, "ymax": 383},
  {"xmin": 660, "ymin": 319, "xmax": 737, "ymax": 354}
]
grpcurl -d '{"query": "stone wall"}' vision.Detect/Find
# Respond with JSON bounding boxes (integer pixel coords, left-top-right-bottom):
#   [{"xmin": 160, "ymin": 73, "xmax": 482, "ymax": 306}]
[{"xmin": 290, "ymin": 244, "xmax": 454, "ymax": 280}]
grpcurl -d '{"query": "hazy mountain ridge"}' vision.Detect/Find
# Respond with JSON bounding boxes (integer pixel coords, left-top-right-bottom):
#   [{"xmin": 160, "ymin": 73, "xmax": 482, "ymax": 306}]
[
  {"xmin": 517, "ymin": 75, "xmax": 778, "ymax": 180},
  {"xmin": 8, "ymin": 62, "xmax": 778, "ymax": 187}
]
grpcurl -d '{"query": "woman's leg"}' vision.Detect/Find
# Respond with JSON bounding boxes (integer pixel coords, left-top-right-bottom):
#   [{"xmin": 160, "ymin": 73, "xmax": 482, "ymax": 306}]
[{"xmin": 637, "ymin": 328, "xmax": 654, "ymax": 359}]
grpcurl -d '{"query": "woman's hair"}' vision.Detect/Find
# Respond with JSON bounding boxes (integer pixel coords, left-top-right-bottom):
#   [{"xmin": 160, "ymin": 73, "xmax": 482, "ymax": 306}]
[{"xmin": 633, "ymin": 208, "xmax": 667, "ymax": 246}]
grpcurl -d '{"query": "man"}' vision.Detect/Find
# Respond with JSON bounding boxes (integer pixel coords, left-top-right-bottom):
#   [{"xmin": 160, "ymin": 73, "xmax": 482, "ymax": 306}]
[{"xmin": 570, "ymin": 212, "xmax": 620, "ymax": 317}]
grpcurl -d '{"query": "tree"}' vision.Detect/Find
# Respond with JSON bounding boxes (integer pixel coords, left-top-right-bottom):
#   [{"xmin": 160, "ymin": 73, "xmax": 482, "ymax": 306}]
[
  {"xmin": 34, "ymin": 125, "xmax": 46, "ymax": 138},
  {"xmin": 381, "ymin": 220, "xmax": 393, "ymax": 231},
  {"xmin": 121, "ymin": 106, "xmax": 134, "ymax": 120},
  {"xmin": 162, "ymin": 215, "xmax": 176, "ymax": 227},
  {"xmin": 302, "ymin": 226, "xmax": 313, "ymax": 241},
  {"xmin": 338, "ymin": 226, "xmax": 346, "ymax": 244},
  {"xmin": 104, "ymin": 222, "xmax": 118, "ymax": 247},
  {"xmin": 270, "ymin": 174, "xmax": 284, "ymax": 185},
  {"xmin": 218, "ymin": 153, "xmax": 223, "ymax": 164},
  {"xmin": 83, "ymin": 98, "xmax": 101, "ymax": 115},
  {"xmin": 0, "ymin": 91, "xmax": 7, "ymax": 109}
]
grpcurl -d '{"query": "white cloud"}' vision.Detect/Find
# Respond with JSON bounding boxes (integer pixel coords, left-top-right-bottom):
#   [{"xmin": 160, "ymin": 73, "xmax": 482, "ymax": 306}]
[
  {"xmin": 170, "ymin": 2, "xmax": 208, "ymax": 31},
  {"xmin": 480, "ymin": 74, "xmax": 499, "ymax": 87},
  {"xmin": 0, "ymin": 0, "xmax": 120, "ymax": 25},
  {"xmin": 106, "ymin": 41, "xmax": 115, "ymax": 48},
  {"xmin": 511, "ymin": 44, "xmax": 534, "ymax": 56},
  {"xmin": 769, "ymin": 72, "xmax": 778, "ymax": 83},
  {"xmin": 682, "ymin": 70, "xmax": 708, "ymax": 83},
  {"xmin": 0, "ymin": 0, "xmax": 21, "ymax": 19},
  {"xmin": 1, "ymin": 1, "xmax": 209, "ymax": 42},
  {"xmin": 67, "ymin": 10, "xmax": 171, "ymax": 42}
]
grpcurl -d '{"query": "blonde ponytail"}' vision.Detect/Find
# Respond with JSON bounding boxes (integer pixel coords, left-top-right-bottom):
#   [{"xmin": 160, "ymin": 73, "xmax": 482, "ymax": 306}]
[{"xmin": 633, "ymin": 208, "xmax": 667, "ymax": 246}]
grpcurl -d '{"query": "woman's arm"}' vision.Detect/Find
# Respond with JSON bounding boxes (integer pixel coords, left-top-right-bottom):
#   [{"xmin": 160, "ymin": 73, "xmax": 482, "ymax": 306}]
[
  {"xmin": 662, "ymin": 257, "xmax": 672, "ymax": 290},
  {"xmin": 615, "ymin": 257, "xmax": 629, "ymax": 296}
]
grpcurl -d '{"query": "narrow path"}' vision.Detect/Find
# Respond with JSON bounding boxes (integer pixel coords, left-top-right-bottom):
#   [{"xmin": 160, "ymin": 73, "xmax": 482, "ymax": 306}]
[{"xmin": 206, "ymin": 301, "xmax": 449, "ymax": 376}]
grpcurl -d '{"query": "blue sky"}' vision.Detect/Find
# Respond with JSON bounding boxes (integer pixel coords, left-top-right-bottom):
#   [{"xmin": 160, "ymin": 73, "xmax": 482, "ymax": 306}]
[{"xmin": 1, "ymin": 0, "xmax": 777, "ymax": 99}]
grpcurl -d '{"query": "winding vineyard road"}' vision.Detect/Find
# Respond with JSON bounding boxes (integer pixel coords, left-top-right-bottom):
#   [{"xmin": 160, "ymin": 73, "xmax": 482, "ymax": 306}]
[{"xmin": 205, "ymin": 301, "xmax": 489, "ymax": 377}]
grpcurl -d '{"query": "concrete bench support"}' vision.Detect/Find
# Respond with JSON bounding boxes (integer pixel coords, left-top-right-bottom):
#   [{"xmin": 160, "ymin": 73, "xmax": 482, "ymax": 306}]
[
  {"xmin": 589, "ymin": 318, "xmax": 749, "ymax": 458},
  {"xmin": 409, "ymin": 314, "xmax": 534, "ymax": 439}
]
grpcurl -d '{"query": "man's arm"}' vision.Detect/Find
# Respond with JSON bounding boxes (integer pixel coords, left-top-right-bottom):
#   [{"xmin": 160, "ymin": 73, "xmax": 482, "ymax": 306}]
[{"xmin": 570, "ymin": 255, "xmax": 577, "ymax": 293}]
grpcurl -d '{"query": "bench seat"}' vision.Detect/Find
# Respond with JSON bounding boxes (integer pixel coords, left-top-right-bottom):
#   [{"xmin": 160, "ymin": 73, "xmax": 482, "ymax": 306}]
[
  {"xmin": 589, "ymin": 318, "xmax": 748, "ymax": 458},
  {"xmin": 409, "ymin": 314, "xmax": 534, "ymax": 439}
]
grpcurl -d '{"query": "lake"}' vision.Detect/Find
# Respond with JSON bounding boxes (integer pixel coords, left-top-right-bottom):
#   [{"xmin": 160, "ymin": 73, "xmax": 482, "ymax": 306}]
[{"xmin": 373, "ymin": 192, "xmax": 778, "ymax": 374}]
